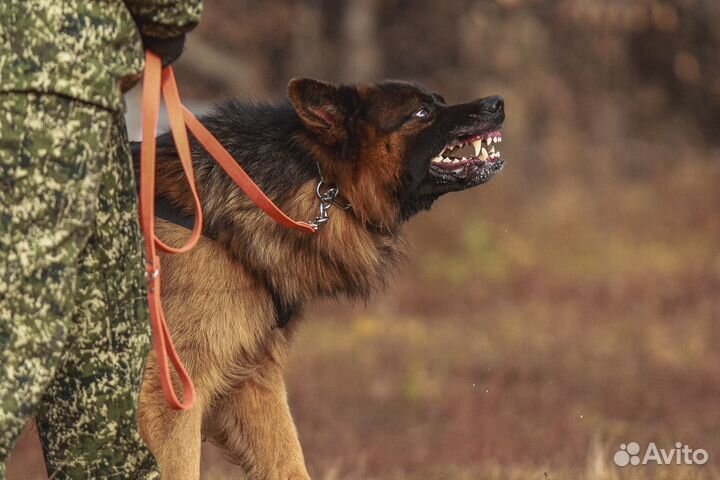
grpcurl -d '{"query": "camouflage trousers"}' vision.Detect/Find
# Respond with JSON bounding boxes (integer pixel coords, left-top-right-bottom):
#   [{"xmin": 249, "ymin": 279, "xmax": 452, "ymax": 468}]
[{"xmin": 0, "ymin": 93, "xmax": 158, "ymax": 479}]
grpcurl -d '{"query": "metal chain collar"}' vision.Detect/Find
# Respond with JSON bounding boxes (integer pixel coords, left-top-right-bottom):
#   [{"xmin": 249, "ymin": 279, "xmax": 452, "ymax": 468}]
[{"xmin": 308, "ymin": 163, "xmax": 351, "ymax": 229}]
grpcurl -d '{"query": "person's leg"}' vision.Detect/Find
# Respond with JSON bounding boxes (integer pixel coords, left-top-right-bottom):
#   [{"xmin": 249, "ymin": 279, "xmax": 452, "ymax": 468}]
[
  {"xmin": 36, "ymin": 113, "xmax": 159, "ymax": 478},
  {"xmin": 0, "ymin": 93, "xmax": 106, "ymax": 475}
]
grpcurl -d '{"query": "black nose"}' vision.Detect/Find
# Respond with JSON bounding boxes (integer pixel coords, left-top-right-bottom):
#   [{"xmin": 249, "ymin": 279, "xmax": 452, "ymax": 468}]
[{"xmin": 480, "ymin": 95, "xmax": 504, "ymax": 114}]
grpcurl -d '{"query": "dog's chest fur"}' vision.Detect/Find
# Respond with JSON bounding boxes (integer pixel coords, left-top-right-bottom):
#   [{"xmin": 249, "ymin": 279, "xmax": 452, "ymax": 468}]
[{"xmin": 155, "ymin": 204, "xmax": 405, "ymax": 392}]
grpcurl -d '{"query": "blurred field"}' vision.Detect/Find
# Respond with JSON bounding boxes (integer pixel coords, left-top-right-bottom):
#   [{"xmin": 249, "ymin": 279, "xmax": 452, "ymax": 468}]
[{"xmin": 7, "ymin": 0, "xmax": 720, "ymax": 478}]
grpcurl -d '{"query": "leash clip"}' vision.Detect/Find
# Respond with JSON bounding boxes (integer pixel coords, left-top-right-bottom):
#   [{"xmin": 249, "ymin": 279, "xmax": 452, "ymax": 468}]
[
  {"xmin": 310, "ymin": 180, "xmax": 339, "ymax": 229},
  {"xmin": 144, "ymin": 261, "xmax": 161, "ymax": 292},
  {"xmin": 145, "ymin": 267, "xmax": 160, "ymax": 281}
]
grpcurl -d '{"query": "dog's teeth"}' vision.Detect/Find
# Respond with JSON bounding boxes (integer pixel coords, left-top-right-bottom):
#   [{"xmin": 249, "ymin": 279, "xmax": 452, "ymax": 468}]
[
  {"xmin": 472, "ymin": 139, "xmax": 483, "ymax": 156},
  {"xmin": 480, "ymin": 147, "xmax": 489, "ymax": 160},
  {"xmin": 497, "ymin": 136, "xmax": 502, "ymax": 143},
  {"xmin": 489, "ymin": 145, "xmax": 496, "ymax": 154},
  {"xmin": 443, "ymin": 157, "xmax": 452, "ymax": 163}
]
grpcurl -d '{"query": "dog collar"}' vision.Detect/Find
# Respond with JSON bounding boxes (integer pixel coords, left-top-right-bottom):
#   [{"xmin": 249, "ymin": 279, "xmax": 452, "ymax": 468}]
[{"xmin": 308, "ymin": 162, "xmax": 351, "ymax": 229}]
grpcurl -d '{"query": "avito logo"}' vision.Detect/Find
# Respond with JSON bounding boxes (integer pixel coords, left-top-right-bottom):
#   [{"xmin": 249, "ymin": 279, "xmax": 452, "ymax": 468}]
[{"xmin": 614, "ymin": 442, "xmax": 709, "ymax": 467}]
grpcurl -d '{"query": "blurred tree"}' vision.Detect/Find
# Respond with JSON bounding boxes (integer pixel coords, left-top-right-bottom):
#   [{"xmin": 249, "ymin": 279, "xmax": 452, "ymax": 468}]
[{"xmin": 341, "ymin": 0, "xmax": 380, "ymax": 81}]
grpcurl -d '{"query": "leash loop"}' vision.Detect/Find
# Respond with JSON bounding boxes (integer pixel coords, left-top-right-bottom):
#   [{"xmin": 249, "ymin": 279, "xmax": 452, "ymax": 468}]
[
  {"xmin": 140, "ymin": 50, "xmax": 325, "ymax": 410},
  {"xmin": 140, "ymin": 52, "xmax": 197, "ymax": 410}
]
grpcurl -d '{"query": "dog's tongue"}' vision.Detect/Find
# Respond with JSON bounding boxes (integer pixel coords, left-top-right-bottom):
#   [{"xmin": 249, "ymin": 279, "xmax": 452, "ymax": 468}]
[{"xmin": 444, "ymin": 143, "xmax": 475, "ymax": 159}]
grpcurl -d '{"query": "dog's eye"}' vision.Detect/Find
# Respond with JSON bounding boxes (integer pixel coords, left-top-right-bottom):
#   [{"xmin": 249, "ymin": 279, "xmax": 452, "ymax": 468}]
[{"xmin": 413, "ymin": 108, "xmax": 431, "ymax": 119}]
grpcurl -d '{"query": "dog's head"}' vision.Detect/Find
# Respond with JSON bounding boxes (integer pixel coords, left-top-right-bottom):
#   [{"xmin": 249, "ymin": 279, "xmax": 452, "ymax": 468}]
[{"xmin": 288, "ymin": 78, "xmax": 505, "ymax": 226}]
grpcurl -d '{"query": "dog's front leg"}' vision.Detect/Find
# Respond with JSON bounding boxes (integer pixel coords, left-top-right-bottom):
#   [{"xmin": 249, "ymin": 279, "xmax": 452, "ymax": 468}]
[
  {"xmin": 139, "ymin": 360, "xmax": 205, "ymax": 480},
  {"xmin": 208, "ymin": 364, "xmax": 310, "ymax": 480}
]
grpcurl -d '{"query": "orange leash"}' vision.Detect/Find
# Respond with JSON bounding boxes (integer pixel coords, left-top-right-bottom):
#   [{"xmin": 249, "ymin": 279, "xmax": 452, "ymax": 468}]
[
  {"xmin": 140, "ymin": 51, "xmax": 316, "ymax": 410},
  {"xmin": 181, "ymin": 106, "xmax": 317, "ymax": 233}
]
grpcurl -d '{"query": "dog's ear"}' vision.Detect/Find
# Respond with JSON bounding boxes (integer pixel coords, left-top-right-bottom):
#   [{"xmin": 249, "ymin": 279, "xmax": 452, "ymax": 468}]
[{"xmin": 288, "ymin": 78, "xmax": 357, "ymax": 145}]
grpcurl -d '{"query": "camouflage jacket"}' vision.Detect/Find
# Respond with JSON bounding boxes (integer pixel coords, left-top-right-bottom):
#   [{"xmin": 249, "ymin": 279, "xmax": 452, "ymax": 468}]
[{"xmin": 0, "ymin": 0, "xmax": 202, "ymax": 112}]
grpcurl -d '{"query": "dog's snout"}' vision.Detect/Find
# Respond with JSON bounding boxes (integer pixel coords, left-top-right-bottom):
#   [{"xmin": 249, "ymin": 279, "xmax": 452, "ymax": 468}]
[{"xmin": 480, "ymin": 95, "xmax": 504, "ymax": 114}]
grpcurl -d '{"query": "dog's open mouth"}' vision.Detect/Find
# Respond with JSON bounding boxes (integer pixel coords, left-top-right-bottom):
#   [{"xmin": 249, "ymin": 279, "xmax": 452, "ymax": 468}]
[{"xmin": 429, "ymin": 129, "xmax": 504, "ymax": 185}]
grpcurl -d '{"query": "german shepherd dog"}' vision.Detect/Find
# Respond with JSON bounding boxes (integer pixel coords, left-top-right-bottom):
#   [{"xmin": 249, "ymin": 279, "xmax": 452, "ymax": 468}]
[{"xmin": 133, "ymin": 78, "xmax": 505, "ymax": 479}]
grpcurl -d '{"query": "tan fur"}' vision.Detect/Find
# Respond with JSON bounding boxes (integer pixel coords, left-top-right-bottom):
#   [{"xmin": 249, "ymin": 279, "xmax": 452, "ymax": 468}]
[{"xmin": 138, "ymin": 178, "xmax": 404, "ymax": 479}]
